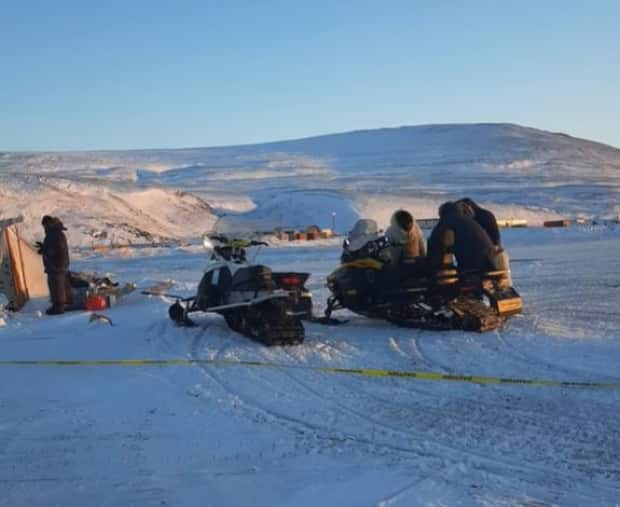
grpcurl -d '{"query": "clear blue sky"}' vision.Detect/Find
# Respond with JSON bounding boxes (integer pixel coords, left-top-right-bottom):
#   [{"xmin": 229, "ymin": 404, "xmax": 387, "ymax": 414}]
[{"xmin": 1, "ymin": 1, "xmax": 618, "ymax": 151}]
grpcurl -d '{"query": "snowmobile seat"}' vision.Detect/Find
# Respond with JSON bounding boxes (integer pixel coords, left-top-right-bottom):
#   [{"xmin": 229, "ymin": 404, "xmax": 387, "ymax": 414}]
[
  {"xmin": 401, "ymin": 256, "xmax": 428, "ymax": 268},
  {"xmin": 395, "ymin": 257, "xmax": 431, "ymax": 284},
  {"xmin": 196, "ymin": 267, "xmax": 233, "ymax": 309},
  {"xmin": 231, "ymin": 265, "xmax": 276, "ymax": 291}
]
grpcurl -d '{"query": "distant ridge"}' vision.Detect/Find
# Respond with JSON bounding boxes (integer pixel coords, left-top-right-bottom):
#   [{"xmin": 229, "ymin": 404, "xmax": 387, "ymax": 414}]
[
  {"xmin": 1, "ymin": 123, "xmax": 619, "ymax": 240},
  {"xmin": 2, "ymin": 123, "xmax": 619, "ymax": 154}
]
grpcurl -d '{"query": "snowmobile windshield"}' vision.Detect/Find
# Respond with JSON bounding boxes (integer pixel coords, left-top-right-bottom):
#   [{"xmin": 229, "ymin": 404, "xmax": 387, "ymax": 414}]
[
  {"xmin": 349, "ymin": 219, "xmax": 378, "ymax": 237},
  {"xmin": 347, "ymin": 219, "xmax": 380, "ymax": 252}
]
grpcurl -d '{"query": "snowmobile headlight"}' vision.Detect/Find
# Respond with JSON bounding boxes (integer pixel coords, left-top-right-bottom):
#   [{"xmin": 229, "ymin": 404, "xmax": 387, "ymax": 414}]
[{"xmin": 202, "ymin": 236, "xmax": 214, "ymax": 254}]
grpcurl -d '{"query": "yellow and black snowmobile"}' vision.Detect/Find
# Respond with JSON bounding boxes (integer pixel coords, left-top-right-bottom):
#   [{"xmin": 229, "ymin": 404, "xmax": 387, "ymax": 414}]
[{"xmin": 323, "ymin": 228, "xmax": 522, "ymax": 332}]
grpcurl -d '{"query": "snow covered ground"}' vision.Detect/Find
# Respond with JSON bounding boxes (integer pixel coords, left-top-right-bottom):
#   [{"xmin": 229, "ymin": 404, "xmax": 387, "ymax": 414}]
[{"xmin": 1, "ymin": 226, "xmax": 619, "ymax": 506}]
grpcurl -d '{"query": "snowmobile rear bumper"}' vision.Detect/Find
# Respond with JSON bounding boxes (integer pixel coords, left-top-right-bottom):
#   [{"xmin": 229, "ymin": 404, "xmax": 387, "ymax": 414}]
[{"xmin": 485, "ymin": 286, "xmax": 523, "ymax": 317}]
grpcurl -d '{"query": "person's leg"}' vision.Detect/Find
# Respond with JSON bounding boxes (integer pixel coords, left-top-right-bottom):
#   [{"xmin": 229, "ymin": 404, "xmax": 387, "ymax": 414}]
[
  {"xmin": 46, "ymin": 274, "xmax": 54, "ymax": 303},
  {"xmin": 64, "ymin": 272, "xmax": 73, "ymax": 306},
  {"xmin": 46, "ymin": 273, "xmax": 66, "ymax": 315}
]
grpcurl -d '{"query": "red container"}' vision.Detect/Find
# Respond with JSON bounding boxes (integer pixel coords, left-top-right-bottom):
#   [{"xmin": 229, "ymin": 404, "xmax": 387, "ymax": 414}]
[{"xmin": 85, "ymin": 294, "xmax": 107, "ymax": 311}]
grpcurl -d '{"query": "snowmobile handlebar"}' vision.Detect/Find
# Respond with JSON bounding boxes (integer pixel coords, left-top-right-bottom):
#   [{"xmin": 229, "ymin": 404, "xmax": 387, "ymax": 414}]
[
  {"xmin": 207, "ymin": 234, "xmax": 229, "ymax": 243},
  {"xmin": 344, "ymin": 235, "xmax": 389, "ymax": 253},
  {"xmin": 208, "ymin": 235, "xmax": 268, "ymax": 248}
]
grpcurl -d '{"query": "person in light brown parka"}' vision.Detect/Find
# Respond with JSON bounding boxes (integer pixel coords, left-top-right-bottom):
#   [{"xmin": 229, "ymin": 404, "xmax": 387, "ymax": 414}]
[{"xmin": 384, "ymin": 209, "xmax": 426, "ymax": 264}]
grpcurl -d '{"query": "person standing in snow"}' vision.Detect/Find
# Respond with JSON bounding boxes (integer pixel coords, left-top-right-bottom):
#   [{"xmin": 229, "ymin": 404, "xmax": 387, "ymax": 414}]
[
  {"xmin": 38, "ymin": 216, "xmax": 72, "ymax": 315},
  {"xmin": 427, "ymin": 202, "xmax": 495, "ymax": 273},
  {"xmin": 384, "ymin": 209, "xmax": 425, "ymax": 263}
]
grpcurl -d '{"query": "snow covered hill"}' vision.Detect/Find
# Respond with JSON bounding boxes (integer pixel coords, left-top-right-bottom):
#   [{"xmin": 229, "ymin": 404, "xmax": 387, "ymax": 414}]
[
  {"xmin": 1, "ymin": 123, "xmax": 619, "ymax": 238},
  {"xmin": 0, "ymin": 173, "xmax": 216, "ymax": 247}
]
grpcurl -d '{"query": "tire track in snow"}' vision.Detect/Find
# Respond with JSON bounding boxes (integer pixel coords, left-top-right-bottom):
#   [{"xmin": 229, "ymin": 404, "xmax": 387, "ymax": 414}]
[
  {"xmin": 155, "ymin": 309, "xmax": 620, "ymax": 489},
  {"xmin": 155, "ymin": 316, "xmax": 614, "ymax": 435},
  {"xmin": 495, "ymin": 327, "xmax": 620, "ymax": 383},
  {"xmin": 187, "ymin": 327, "xmax": 442, "ymax": 461},
  {"xmin": 394, "ymin": 332, "xmax": 455, "ymax": 373},
  {"xmin": 380, "ymin": 323, "xmax": 620, "ymax": 473},
  {"xmin": 219, "ymin": 340, "xmax": 620, "ymax": 497},
  {"xmin": 164, "ymin": 298, "xmax": 620, "ymax": 498}
]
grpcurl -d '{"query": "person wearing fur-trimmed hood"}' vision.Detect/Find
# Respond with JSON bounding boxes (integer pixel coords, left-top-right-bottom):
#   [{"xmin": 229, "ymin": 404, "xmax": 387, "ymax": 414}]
[
  {"xmin": 454, "ymin": 198, "xmax": 513, "ymax": 286},
  {"xmin": 384, "ymin": 209, "xmax": 425, "ymax": 263},
  {"xmin": 427, "ymin": 202, "xmax": 495, "ymax": 273},
  {"xmin": 455, "ymin": 198, "xmax": 501, "ymax": 247}
]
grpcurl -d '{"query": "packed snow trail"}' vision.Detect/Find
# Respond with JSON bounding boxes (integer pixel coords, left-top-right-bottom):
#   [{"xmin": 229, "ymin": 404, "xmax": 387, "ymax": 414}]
[{"xmin": 1, "ymin": 228, "xmax": 619, "ymax": 506}]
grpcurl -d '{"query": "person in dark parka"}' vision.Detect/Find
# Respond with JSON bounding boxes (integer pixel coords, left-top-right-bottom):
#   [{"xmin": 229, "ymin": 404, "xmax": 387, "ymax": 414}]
[
  {"xmin": 427, "ymin": 201, "xmax": 496, "ymax": 273},
  {"xmin": 39, "ymin": 216, "xmax": 72, "ymax": 315},
  {"xmin": 456, "ymin": 198, "xmax": 501, "ymax": 247}
]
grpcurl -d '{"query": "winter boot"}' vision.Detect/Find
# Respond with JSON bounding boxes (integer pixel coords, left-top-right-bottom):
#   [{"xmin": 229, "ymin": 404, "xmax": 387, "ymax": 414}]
[{"xmin": 45, "ymin": 305, "xmax": 65, "ymax": 316}]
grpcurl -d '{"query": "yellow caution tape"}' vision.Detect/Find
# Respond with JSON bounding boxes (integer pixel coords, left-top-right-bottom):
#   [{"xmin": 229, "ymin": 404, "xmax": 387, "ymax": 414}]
[{"xmin": 0, "ymin": 358, "xmax": 618, "ymax": 389}]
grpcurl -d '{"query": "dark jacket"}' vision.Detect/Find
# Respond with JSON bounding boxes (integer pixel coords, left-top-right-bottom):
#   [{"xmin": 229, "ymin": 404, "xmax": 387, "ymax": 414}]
[
  {"xmin": 456, "ymin": 199, "xmax": 501, "ymax": 246},
  {"xmin": 428, "ymin": 202, "xmax": 495, "ymax": 272},
  {"xmin": 42, "ymin": 218, "xmax": 70, "ymax": 273}
]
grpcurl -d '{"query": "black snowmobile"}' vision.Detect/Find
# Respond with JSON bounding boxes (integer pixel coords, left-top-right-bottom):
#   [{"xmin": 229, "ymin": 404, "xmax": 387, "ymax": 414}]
[
  {"xmin": 168, "ymin": 235, "xmax": 311, "ymax": 345},
  {"xmin": 324, "ymin": 232, "xmax": 522, "ymax": 332}
]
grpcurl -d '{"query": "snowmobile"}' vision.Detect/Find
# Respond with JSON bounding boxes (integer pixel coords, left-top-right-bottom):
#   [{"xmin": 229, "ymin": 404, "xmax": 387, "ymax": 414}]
[
  {"xmin": 168, "ymin": 235, "xmax": 311, "ymax": 345},
  {"xmin": 323, "ymin": 224, "xmax": 522, "ymax": 332}
]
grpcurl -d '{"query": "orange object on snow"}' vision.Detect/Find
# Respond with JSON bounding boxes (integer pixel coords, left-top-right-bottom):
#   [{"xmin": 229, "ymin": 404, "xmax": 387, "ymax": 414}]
[{"xmin": 85, "ymin": 294, "xmax": 107, "ymax": 311}]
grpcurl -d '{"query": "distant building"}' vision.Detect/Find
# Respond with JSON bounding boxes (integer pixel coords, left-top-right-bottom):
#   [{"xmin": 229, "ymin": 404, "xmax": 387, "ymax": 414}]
[
  {"xmin": 497, "ymin": 218, "xmax": 528, "ymax": 228},
  {"xmin": 274, "ymin": 225, "xmax": 337, "ymax": 241},
  {"xmin": 543, "ymin": 219, "xmax": 571, "ymax": 228},
  {"xmin": 274, "ymin": 228, "xmax": 299, "ymax": 241},
  {"xmin": 274, "ymin": 229, "xmax": 288, "ymax": 241},
  {"xmin": 304, "ymin": 225, "xmax": 321, "ymax": 240}
]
